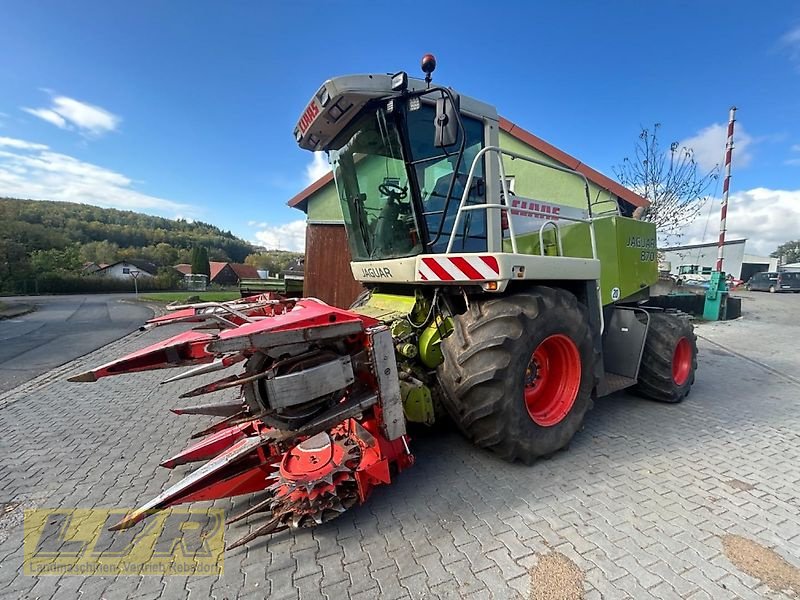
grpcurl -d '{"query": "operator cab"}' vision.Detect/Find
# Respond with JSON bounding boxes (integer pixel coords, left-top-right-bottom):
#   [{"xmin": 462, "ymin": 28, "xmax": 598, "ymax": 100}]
[{"xmin": 294, "ymin": 57, "xmax": 500, "ymax": 261}]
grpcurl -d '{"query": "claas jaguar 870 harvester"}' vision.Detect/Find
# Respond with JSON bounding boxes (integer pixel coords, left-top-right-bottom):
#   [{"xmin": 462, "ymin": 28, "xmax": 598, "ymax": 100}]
[{"xmin": 71, "ymin": 55, "xmax": 697, "ymax": 549}]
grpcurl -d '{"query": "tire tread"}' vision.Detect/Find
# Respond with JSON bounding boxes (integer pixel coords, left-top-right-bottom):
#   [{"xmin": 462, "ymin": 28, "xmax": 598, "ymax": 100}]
[{"xmin": 438, "ymin": 287, "xmax": 595, "ymax": 463}]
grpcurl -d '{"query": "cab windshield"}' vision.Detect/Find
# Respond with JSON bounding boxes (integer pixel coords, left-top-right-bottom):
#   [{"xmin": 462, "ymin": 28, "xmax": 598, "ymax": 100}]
[
  {"xmin": 331, "ymin": 107, "xmax": 423, "ymax": 261},
  {"xmin": 330, "ymin": 102, "xmax": 486, "ymax": 261}
]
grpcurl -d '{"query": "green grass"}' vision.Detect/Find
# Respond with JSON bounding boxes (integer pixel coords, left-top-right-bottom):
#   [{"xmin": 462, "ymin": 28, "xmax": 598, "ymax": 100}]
[{"xmin": 140, "ymin": 291, "xmax": 241, "ymax": 303}]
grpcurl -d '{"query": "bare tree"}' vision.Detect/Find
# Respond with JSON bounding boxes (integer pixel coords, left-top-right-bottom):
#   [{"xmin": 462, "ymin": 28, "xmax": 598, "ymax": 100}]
[{"xmin": 614, "ymin": 124, "xmax": 719, "ymax": 243}]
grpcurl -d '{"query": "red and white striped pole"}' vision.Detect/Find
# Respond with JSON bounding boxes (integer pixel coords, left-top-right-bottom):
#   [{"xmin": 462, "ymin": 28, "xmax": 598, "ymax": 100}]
[{"xmin": 716, "ymin": 106, "xmax": 737, "ymax": 272}]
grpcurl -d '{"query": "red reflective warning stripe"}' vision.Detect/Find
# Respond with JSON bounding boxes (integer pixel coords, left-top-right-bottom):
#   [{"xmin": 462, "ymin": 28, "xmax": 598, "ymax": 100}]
[
  {"xmin": 480, "ymin": 256, "xmax": 500, "ymax": 274},
  {"xmin": 422, "ymin": 258, "xmax": 455, "ymax": 281},
  {"xmin": 449, "ymin": 257, "xmax": 483, "ymax": 280}
]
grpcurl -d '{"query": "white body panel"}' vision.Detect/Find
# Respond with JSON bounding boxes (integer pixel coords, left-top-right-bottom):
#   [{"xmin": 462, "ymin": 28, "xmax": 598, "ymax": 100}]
[{"xmin": 351, "ymin": 253, "xmax": 600, "ymax": 288}]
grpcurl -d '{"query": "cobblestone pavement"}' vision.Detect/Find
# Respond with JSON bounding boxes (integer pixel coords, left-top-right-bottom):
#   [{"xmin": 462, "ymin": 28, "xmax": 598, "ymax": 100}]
[{"xmin": 1, "ymin": 297, "xmax": 799, "ymax": 600}]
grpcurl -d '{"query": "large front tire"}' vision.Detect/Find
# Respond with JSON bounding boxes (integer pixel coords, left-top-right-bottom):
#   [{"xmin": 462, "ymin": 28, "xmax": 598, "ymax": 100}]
[
  {"xmin": 634, "ymin": 312, "xmax": 697, "ymax": 403},
  {"xmin": 437, "ymin": 287, "xmax": 596, "ymax": 464}
]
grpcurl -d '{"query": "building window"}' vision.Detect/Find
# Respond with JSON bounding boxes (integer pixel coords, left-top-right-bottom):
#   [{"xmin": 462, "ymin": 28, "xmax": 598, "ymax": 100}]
[{"xmin": 122, "ymin": 267, "xmax": 130, "ymax": 274}]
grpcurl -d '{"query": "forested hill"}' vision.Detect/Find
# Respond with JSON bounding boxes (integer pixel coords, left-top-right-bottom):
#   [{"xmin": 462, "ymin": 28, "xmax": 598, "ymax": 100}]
[{"xmin": 0, "ymin": 197, "xmax": 255, "ymax": 264}]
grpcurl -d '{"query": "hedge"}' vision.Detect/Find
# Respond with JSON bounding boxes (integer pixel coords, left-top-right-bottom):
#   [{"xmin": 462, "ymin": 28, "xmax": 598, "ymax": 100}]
[{"xmin": 2, "ymin": 274, "xmax": 176, "ymax": 295}]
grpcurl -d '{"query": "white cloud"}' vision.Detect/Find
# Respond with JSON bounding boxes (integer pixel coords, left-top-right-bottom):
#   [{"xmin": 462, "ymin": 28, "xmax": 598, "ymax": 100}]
[
  {"xmin": 679, "ymin": 122, "xmax": 753, "ymax": 173},
  {"xmin": 674, "ymin": 187, "xmax": 800, "ymax": 256},
  {"xmin": 252, "ymin": 220, "xmax": 307, "ymax": 252},
  {"xmin": 305, "ymin": 152, "xmax": 330, "ymax": 184},
  {"xmin": 22, "ymin": 107, "xmax": 67, "ymax": 129},
  {"xmin": 0, "ymin": 136, "xmax": 49, "ymax": 151},
  {"xmin": 22, "ymin": 95, "xmax": 120, "ymax": 136},
  {"xmin": 780, "ymin": 25, "xmax": 800, "ymax": 63},
  {"xmin": 0, "ymin": 137, "xmax": 195, "ymax": 215},
  {"xmin": 782, "ymin": 24, "xmax": 800, "ymax": 44},
  {"xmin": 785, "ymin": 144, "xmax": 800, "ymax": 165}
]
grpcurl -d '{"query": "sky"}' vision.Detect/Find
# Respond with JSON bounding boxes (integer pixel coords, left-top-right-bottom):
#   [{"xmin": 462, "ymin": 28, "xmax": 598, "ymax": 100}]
[{"xmin": 1, "ymin": 1, "xmax": 800, "ymax": 256}]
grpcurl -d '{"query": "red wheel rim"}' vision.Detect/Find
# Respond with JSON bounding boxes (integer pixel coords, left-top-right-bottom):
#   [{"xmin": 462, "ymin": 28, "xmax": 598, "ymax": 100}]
[
  {"xmin": 672, "ymin": 337, "xmax": 692, "ymax": 386},
  {"xmin": 524, "ymin": 334, "xmax": 581, "ymax": 427}
]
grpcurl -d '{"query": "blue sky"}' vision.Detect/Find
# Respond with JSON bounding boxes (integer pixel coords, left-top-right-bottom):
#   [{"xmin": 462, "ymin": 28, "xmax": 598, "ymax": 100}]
[{"xmin": 2, "ymin": 1, "xmax": 799, "ymax": 255}]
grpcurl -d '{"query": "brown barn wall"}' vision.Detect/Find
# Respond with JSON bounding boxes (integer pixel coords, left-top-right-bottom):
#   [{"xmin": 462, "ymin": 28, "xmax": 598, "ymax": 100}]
[
  {"xmin": 304, "ymin": 224, "xmax": 364, "ymax": 308},
  {"xmin": 212, "ymin": 264, "xmax": 239, "ymax": 286}
]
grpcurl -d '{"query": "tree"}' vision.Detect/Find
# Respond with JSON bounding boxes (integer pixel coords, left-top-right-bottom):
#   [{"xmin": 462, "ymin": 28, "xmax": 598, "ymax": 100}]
[
  {"xmin": 0, "ymin": 197, "xmax": 259, "ymax": 284},
  {"xmin": 80, "ymin": 240, "xmax": 120, "ymax": 265},
  {"xmin": 614, "ymin": 124, "xmax": 719, "ymax": 243},
  {"xmin": 151, "ymin": 242, "xmax": 178, "ymax": 267},
  {"xmin": 154, "ymin": 266, "xmax": 183, "ymax": 289},
  {"xmin": 30, "ymin": 244, "xmax": 82, "ymax": 275},
  {"xmin": 191, "ymin": 246, "xmax": 211, "ymax": 279},
  {"xmin": 208, "ymin": 247, "xmax": 231, "ymax": 262},
  {"xmin": 0, "ymin": 240, "xmax": 30, "ymax": 287},
  {"xmin": 771, "ymin": 240, "xmax": 800, "ymax": 265},
  {"xmin": 244, "ymin": 251, "xmax": 303, "ymax": 277},
  {"xmin": 201, "ymin": 247, "xmax": 211, "ymax": 278}
]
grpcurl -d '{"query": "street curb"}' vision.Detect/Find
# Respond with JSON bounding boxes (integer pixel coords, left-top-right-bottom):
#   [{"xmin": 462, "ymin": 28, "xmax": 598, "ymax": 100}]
[
  {"xmin": 0, "ymin": 304, "xmax": 36, "ymax": 320},
  {"xmin": 118, "ymin": 299, "xmax": 166, "ymax": 319}
]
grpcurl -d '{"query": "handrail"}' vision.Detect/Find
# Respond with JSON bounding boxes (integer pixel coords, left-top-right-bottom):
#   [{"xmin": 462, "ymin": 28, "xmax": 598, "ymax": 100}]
[
  {"xmin": 538, "ymin": 221, "xmax": 563, "ymax": 257},
  {"xmin": 166, "ymin": 301, "xmax": 255, "ymax": 323},
  {"xmin": 444, "ymin": 145, "xmax": 604, "ymax": 334},
  {"xmin": 446, "ymin": 146, "xmax": 596, "ymax": 259}
]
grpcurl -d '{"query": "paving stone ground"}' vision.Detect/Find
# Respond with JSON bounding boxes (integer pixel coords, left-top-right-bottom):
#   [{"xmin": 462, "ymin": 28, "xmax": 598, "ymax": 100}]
[{"xmin": 0, "ymin": 293, "xmax": 799, "ymax": 599}]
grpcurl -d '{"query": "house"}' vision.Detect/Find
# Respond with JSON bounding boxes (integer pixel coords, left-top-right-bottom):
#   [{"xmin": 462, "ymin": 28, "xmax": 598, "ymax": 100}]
[
  {"xmin": 173, "ymin": 262, "xmax": 260, "ymax": 286},
  {"xmin": 287, "ymin": 116, "xmax": 648, "ymax": 308},
  {"xmin": 95, "ymin": 260, "xmax": 158, "ymax": 280},
  {"xmin": 281, "ymin": 257, "xmax": 305, "ymax": 295},
  {"xmin": 660, "ymin": 240, "xmax": 779, "ymax": 282},
  {"xmin": 81, "ymin": 262, "xmax": 106, "ymax": 274}
]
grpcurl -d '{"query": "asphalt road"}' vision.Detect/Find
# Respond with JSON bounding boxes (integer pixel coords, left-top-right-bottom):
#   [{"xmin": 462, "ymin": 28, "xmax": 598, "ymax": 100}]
[{"xmin": 0, "ymin": 294, "xmax": 153, "ymax": 394}]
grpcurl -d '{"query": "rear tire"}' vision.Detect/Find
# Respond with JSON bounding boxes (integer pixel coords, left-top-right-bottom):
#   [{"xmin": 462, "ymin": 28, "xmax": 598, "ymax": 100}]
[
  {"xmin": 634, "ymin": 312, "xmax": 697, "ymax": 403},
  {"xmin": 437, "ymin": 287, "xmax": 596, "ymax": 464},
  {"xmin": 769, "ymin": 285, "xmax": 776, "ymax": 293}
]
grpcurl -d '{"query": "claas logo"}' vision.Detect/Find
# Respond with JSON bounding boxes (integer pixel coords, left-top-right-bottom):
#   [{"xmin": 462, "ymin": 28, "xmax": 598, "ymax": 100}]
[
  {"xmin": 23, "ymin": 508, "xmax": 224, "ymax": 576},
  {"xmin": 298, "ymin": 101, "xmax": 320, "ymax": 134}
]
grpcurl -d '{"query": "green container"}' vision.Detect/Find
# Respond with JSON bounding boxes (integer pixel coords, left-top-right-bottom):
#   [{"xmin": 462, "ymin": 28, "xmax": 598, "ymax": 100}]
[{"xmin": 508, "ymin": 215, "xmax": 658, "ymax": 305}]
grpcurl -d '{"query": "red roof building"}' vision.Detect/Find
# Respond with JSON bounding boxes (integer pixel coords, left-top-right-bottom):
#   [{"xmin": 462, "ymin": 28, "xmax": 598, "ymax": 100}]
[{"xmin": 174, "ymin": 262, "xmax": 260, "ymax": 285}]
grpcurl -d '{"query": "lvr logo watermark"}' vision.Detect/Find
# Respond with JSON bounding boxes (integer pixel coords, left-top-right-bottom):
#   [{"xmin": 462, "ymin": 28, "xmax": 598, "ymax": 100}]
[{"xmin": 24, "ymin": 509, "xmax": 225, "ymax": 576}]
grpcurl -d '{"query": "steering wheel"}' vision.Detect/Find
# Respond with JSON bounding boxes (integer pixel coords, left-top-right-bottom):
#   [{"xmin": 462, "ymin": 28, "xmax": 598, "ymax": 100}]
[{"xmin": 378, "ymin": 181, "xmax": 408, "ymax": 201}]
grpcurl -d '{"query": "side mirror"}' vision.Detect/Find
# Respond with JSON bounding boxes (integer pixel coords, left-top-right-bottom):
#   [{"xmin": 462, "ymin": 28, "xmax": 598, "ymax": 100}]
[{"xmin": 434, "ymin": 94, "xmax": 460, "ymax": 148}]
